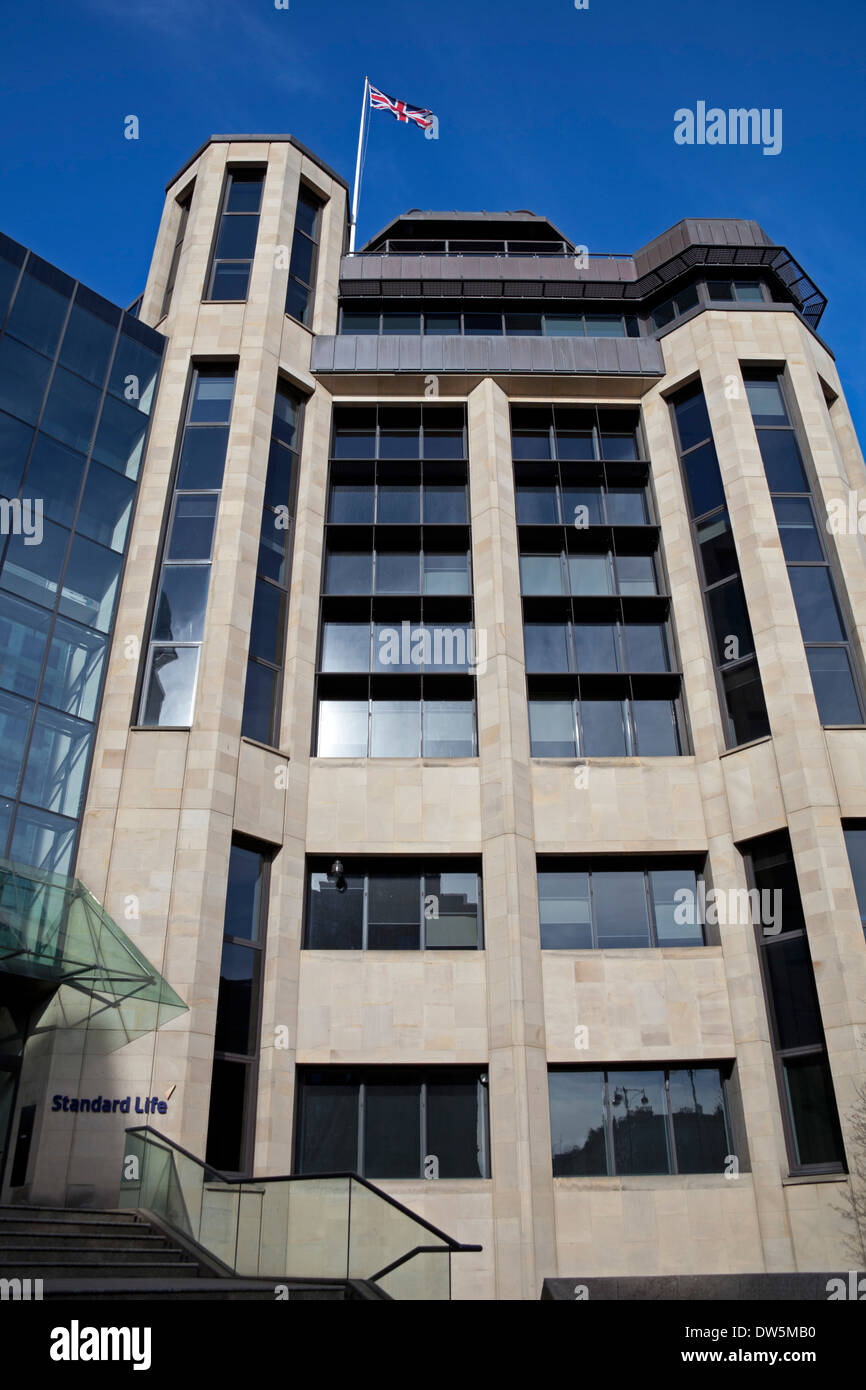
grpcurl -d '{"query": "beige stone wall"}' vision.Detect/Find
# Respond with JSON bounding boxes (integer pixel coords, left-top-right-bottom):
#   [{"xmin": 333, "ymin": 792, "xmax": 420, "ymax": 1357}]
[{"xmin": 21, "ymin": 154, "xmax": 866, "ymax": 1294}]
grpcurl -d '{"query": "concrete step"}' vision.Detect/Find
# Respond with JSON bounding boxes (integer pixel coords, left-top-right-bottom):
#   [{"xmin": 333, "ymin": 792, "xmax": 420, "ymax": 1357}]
[
  {"xmin": 0, "ymin": 1244, "xmax": 190, "ymax": 1266},
  {"xmin": 0, "ymin": 1205, "xmax": 143, "ymax": 1227},
  {"xmin": 41, "ymin": 1278, "xmax": 372, "ymax": 1301},
  {"xmin": 2, "ymin": 1260, "xmax": 203, "ymax": 1280},
  {"xmin": 0, "ymin": 1229, "xmax": 165, "ymax": 1247}
]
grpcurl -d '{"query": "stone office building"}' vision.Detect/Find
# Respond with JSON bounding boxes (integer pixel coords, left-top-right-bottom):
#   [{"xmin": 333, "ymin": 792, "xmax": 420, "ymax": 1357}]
[{"xmin": 1, "ymin": 132, "xmax": 866, "ymax": 1299}]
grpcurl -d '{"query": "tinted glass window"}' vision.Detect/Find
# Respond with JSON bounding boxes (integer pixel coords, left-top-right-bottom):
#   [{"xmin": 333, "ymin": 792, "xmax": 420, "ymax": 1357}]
[
  {"xmin": 633, "ymin": 699, "xmax": 679, "ymax": 755},
  {"xmin": 580, "ymin": 699, "xmax": 627, "ymax": 755},
  {"xmin": 143, "ymin": 645, "xmax": 200, "ymax": 726},
  {"xmin": 593, "ymin": 871, "xmax": 651, "ymax": 948},
  {"xmin": 773, "ymin": 497, "xmax": 822, "ymax": 562},
  {"xmin": 223, "ymin": 842, "xmax": 265, "ymax": 941},
  {"xmin": 549, "ymin": 1070, "xmax": 607, "ymax": 1176},
  {"xmin": 611, "ymin": 1069, "xmax": 670, "ymax": 1175},
  {"xmin": 317, "ymin": 699, "xmax": 368, "ymax": 756},
  {"xmin": 807, "ymin": 648, "xmax": 862, "ymax": 725},
  {"xmin": 757, "ymin": 431, "xmax": 808, "ymax": 492},
  {"xmin": 674, "ymin": 388, "xmax": 712, "ymax": 452},
  {"xmin": 669, "ymin": 1068, "xmax": 729, "ymax": 1172},
  {"xmin": 529, "ymin": 700, "xmax": 576, "ymax": 756},
  {"xmin": 682, "ymin": 441, "xmax": 725, "ymax": 517},
  {"xmin": 307, "ymin": 871, "xmax": 364, "ymax": 949},
  {"xmin": 297, "ymin": 1076, "xmax": 359, "ymax": 1173},
  {"xmin": 788, "ymin": 566, "xmax": 844, "ymax": 643}
]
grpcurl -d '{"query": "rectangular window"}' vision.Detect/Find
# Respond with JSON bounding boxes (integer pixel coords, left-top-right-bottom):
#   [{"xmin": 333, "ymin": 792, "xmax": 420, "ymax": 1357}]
[
  {"xmin": 671, "ymin": 380, "xmax": 770, "ymax": 747},
  {"xmin": 513, "ymin": 404, "xmax": 683, "ymax": 758},
  {"xmin": 205, "ymin": 837, "xmax": 271, "ymax": 1176},
  {"xmin": 285, "ymin": 186, "xmax": 324, "ymax": 327},
  {"xmin": 549, "ymin": 1066, "xmax": 732, "ymax": 1176},
  {"xmin": 744, "ymin": 830, "xmax": 846, "ymax": 1174},
  {"xmin": 139, "ymin": 366, "xmax": 235, "ymax": 727},
  {"xmin": 305, "ymin": 859, "xmax": 482, "ymax": 949},
  {"xmin": 538, "ymin": 860, "xmax": 704, "ymax": 948},
  {"xmin": 744, "ymin": 370, "xmax": 863, "ymax": 726},
  {"xmin": 240, "ymin": 380, "xmax": 303, "ymax": 746},
  {"xmin": 160, "ymin": 186, "xmax": 193, "ymax": 318},
  {"xmin": 295, "ymin": 1068, "xmax": 490, "ymax": 1178},
  {"xmin": 527, "ymin": 696, "xmax": 681, "ymax": 756},
  {"xmin": 317, "ymin": 405, "xmax": 475, "ymax": 758},
  {"xmin": 651, "ymin": 283, "xmax": 700, "ymax": 330},
  {"xmin": 843, "ymin": 821, "xmax": 866, "ymax": 936},
  {"xmin": 706, "ymin": 279, "xmax": 766, "ymax": 304},
  {"xmin": 206, "ymin": 170, "xmax": 264, "ymax": 302},
  {"xmin": 316, "ymin": 696, "xmax": 476, "ymax": 757},
  {"xmin": 337, "ymin": 309, "xmax": 640, "ymax": 339}
]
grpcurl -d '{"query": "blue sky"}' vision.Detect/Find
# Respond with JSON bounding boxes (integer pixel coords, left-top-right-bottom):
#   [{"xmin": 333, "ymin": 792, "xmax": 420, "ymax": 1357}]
[{"xmin": 2, "ymin": 0, "xmax": 864, "ymax": 435}]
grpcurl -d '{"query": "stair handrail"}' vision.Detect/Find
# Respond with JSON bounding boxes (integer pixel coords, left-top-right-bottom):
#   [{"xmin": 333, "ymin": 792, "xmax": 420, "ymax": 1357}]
[{"xmin": 120, "ymin": 1125, "xmax": 481, "ymax": 1296}]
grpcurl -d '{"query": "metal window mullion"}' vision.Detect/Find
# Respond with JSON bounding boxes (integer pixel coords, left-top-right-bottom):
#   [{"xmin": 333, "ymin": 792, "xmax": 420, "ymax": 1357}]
[
  {"xmin": 602, "ymin": 1071, "xmax": 615, "ymax": 1176},
  {"xmin": 361, "ymin": 871, "xmax": 369, "ymax": 950},
  {"xmin": 357, "ymin": 1080, "xmax": 365, "ymax": 1176},
  {"xmin": 420, "ymin": 1080, "xmax": 427, "ymax": 1176},
  {"xmin": 663, "ymin": 1070, "xmax": 679, "ymax": 1175},
  {"xmin": 643, "ymin": 868, "xmax": 658, "ymax": 948}
]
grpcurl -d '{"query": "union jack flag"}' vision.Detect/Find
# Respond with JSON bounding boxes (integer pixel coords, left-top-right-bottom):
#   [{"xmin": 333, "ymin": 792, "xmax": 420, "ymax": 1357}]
[{"xmin": 369, "ymin": 84, "xmax": 435, "ymax": 131}]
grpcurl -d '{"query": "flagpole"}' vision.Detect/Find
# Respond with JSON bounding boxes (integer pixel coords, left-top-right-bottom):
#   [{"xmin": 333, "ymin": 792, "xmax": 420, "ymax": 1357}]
[{"xmin": 349, "ymin": 76, "xmax": 369, "ymax": 254}]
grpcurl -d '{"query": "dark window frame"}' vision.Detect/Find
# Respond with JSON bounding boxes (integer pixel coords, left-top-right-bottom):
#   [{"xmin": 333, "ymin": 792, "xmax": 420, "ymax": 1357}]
[
  {"xmin": 338, "ymin": 306, "xmax": 640, "ymax": 339},
  {"xmin": 160, "ymin": 183, "xmax": 194, "ymax": 319},
  {"xmin": 315, "ymin": 405, "xmax": 477, "ymax": 759},
  {"xmin": 293, "ymin": 1066, "xmax": 491, "ymax": 1179},
  {"xmin": 285, "ymin": 184, "xmax": 325, "ymax": 328},
  {"xmin": 205, "ymin": 167, "xmax": 266, "ymax": 304},
  {"xmin": 669, "ymin": 377, "xmax": 770, "ymax": 749},
  {"xmin": 241, "ymin": 377, "xmax": 306, "ymax": 748},
  {"xmin": 743, "ymin": 367, "xmax": 865, "ymax": 727},
  {"xmin": 205, "ymin": 833, "xmax": 273, "ymax": 1178},
  {"xmin": 742, "ymin": 831, "xmax": 846, "ymax": 1177},
  {"xmin": 527, "ymin": 691, "xmax": 684, "ymax": 758},
  {"xmin": 137, "ymin": 362, "xmax": 236, "ymax": 728},
  {"xmin": 549, "ymin": 1063, "xmax": 735, "ymax": 1177},
  {"xmin": 303, "ymin": 857, "xmax": 484, "ymax": 950},
  {"xmin": 537, "ymin": 857, "xmax": 707, "ymax": 949},
  {"xmin": 843, "ymin": 819, "xmax": 866, "ymax": 937}
]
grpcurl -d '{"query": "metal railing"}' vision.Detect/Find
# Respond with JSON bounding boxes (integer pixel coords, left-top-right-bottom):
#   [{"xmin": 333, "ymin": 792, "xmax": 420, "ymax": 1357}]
[
  {"xmin": 119, "ymin": 1126, "xmax": 480, "ymax": 1299},
  {"xmin": 348, "ymin": 238, "xmax": 632, "ymax": 261}
]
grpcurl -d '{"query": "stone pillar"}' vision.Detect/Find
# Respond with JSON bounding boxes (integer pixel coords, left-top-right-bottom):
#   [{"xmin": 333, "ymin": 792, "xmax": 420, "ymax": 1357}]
[{"xmin": 468, "ymin": 378, "xmax": 557, "ymax": 1298}]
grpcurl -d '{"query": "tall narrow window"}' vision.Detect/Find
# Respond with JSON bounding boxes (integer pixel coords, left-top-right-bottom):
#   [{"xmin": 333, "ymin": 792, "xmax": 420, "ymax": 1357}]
[
  {"xmin": 315, "ymin": 405, "xmax": 476, "ymax": 758},
  {"xmin": 670, "ymin": 380, "xmax": 770, "ymax": 747},
  {"xmin": 160, "ymin": 185, "xmax": 193, "ymax": 319},
  {"xmin": 206, "ymin": 169, "xmax": 264, "ymax": 302},
  {"xmin": 241, "ymin": 381, "xmax": 303, "ymax": 746},
  {"xmin": 139, "ymin": 367, "xmax": 235, "ymax": 727},
  {"xmin": 285, "ymin": 187, "xmax": 323, "ymax": 326},
  {"xmin": 744, "ymin": 370, "xmax": 864, "ymax": 726},
  {"xmin": 843, "ymin": 821, "xmax": 866, "ymax": 936},
  {"xmin": 744, "ymin": 830, "xmax": 846, "ymax": 1174},
  {"xmin": 206, "ymin": 837, "xmax": 271, "ymax": 1175}
]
